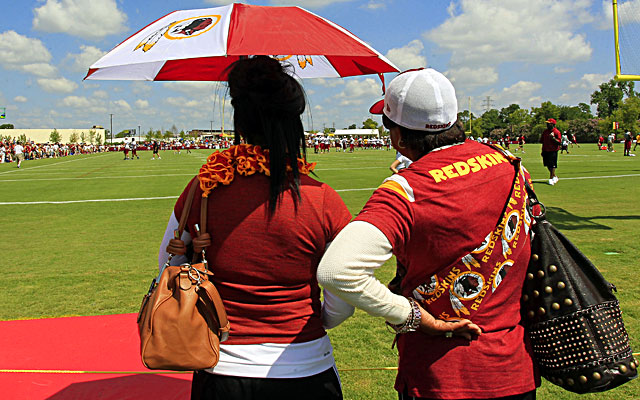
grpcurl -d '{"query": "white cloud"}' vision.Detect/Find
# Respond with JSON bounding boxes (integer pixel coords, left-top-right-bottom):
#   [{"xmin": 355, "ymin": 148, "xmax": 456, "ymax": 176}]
[
  {"xmin": 446, "ymin": 66, "xmax": 498, "ymax": 89},
  {"xmin": 163, "ymin": 81, "xmax": 218, "ymax": 95},
  {"xmin": 37, "ymin": 77, "xmax": 78, "ymax": 93},
  {"xmin": 14, "ymin": 96, "xmax": 28, "ymax": 103},
  {"xmin": 308, "ymin": 78, "xmax": 345, "ymax": 88},
  {"xmin": 33, "ymin": 0, "xmax": 127, "ymax": 40},
  {"xmin": 426, "ymin": 0, "xmax": 593, "ymax": 68},
  {"xmin": 478, "ymin": 81, "xmax": 542, "ymax": 111},
  {"xmin": 0, "ymin": 31, "xmax": 57, "ymax": 77},
  {"xmin": 601, "ymin": 0, "xmax": 640, "ymax": 29},
  {"xmin": 385, "ymin": 40, "xmax": 427, "ymax": 71},
  {"xmin": 21, "ymin": 63, "xmax": 58, "ymax": 78},
  {"xmin": 61, "ymin": 95, "xmax": 92, "ymax": 108},
  {"xmin": 500, "ymin": 81, "xmax": 542, "ymax": 100},
  {"xmin": 568, "ymin": 72, "xmax": 613, "ymax": 90},
  {"xmin": 332, "ymin": 77, "xmax": 381, "ymax": 106},
  {"xmin": 131, "ymin": 82, "xmax": 153, "ymax": 95},
  {"xmin": 361, "ymin": 1, "xmax": 386, "ymax": 10},
  {"xmin": 92, "ymin": 90, "xmax": 109, "ymax": 99},
  {"xmin": 114, "ymin": 99, "xmax": 131, "ymax": 111},
  {"xmin": 135, "ymin": 99, "xmax": 149, "ymax": 108},
  {"xmin": 165, "ymin": 97, "xmax": 202, "ymax": 108},
  {"xmin": 66, "ymin": 45, "xmax": 106, "ymax": 72},
  {"xmin": 554, "ymin": 66, "xmax": 574, "ymax": 73}
]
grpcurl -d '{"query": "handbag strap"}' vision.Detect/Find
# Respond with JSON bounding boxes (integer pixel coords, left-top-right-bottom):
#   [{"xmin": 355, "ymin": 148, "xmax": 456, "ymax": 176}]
[
  {"xmin": 523, "ymin": 181, "xmax": 546, "ymax": 222},
  {"xmin": 483, "ymin": 143, "xmax": 524, "ymax": 228},
  {"xmin": 177, "ymin": 178, "xmax": 199, "ymax": 236}
]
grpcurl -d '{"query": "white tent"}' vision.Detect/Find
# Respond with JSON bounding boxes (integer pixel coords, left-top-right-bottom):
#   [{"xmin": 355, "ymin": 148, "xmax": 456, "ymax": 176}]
[{"xmin": 333, "ymin": 129, "xmax": 379, "ymax": 137}]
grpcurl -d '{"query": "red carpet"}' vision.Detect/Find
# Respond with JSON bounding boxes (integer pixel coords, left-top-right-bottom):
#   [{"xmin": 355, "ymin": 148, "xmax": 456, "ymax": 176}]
[{"xmin": 0, "ymin": 313, "xmax": 191, "ymax": 399}]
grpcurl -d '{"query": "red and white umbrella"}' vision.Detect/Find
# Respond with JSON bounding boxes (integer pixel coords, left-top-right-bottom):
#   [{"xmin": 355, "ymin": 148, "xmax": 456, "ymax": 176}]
[{"xmin": 84, "ymin": 3, "xmax": 398, "ymax": 81}]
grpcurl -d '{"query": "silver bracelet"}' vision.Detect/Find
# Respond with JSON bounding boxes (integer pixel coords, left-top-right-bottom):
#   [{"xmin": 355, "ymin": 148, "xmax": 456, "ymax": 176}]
[{"xmin": 386, "ymin": 297, "xmax": 422, "ymax": 334}]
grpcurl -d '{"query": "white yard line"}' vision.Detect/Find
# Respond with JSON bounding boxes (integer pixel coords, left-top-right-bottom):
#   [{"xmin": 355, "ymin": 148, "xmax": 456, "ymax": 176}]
[
  {"xmin": 0, "ymin": 173, "xmax": 195, "ymax": 182},
  {"xmin": 0, "ymin": 196, "xmax": 179, "ymax": 205},
  {"xmin": 3, "ymin": 173, "xmax": 640, "ymax": 205},
  {"xmin": 0, "ymin": 154, "xmax": 110, "ymax": 175}
]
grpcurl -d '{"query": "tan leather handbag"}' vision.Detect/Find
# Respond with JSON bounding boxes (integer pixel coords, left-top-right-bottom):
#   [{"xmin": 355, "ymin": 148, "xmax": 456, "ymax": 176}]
[{"xmin": 137, "ymin": 178, "xmax": 230, "ymax": 370}]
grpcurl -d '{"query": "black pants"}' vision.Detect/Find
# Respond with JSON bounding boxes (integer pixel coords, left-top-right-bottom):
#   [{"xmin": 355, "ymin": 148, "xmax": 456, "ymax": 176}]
[
  {"xmin": 191, "ymin": 367, "xmax": 343, "ymax": 400},
  {"xmin": 398, "ymin": 389, "xmax": 536, "ymax": 400}
]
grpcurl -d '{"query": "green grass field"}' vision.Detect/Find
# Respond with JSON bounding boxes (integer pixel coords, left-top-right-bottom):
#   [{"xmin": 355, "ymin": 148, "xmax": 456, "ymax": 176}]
[{"xmin": 1, "ymin": 143, "xmax": 639, "ymax": 399}]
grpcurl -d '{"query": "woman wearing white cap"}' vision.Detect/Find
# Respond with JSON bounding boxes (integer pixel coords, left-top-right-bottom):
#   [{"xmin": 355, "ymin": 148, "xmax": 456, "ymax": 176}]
[{"xmin": 318, "ymin": 68, "xmax": 538, "ymax": 399}]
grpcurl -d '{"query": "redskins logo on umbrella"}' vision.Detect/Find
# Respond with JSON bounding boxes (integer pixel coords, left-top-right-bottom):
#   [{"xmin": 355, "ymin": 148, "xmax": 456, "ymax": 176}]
[
  {"xmin": 134, "ymin": 15, "xmax": 221, "ymax": 52},
  {"xmin": 273, "ymin": 55, "xmax": 314, "ymax": 69}
]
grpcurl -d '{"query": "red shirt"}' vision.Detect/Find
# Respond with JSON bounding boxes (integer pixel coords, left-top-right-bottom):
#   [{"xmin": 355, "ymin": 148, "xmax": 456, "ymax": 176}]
[
  {"xmin": 540, "ymin": 127, "xmax": 561, "ymax": 152},
  {"xmin": 175, "ymin": 173, "xmax": 351, "ymax": 345},
  {"xmin": 355, "ymin": 141, "xmax": 538, "ymax": 399}
]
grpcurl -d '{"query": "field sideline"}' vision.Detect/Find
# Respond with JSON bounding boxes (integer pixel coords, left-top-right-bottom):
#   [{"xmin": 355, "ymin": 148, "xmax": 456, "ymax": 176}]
[{"xmin": 1, "ymin": 143, "xmax": 639, "ymax": 399}]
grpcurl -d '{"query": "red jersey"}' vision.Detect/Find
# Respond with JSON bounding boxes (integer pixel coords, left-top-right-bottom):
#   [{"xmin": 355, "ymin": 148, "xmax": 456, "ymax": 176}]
[
  {"xmin": 540, "ymin": 127, "xmax": 561, "ymax": 152},
  {"xmin": 175, "ymin": 173, "xmax": 352, "ymax": 345},
  {"xmin": 355, "ymin": 141, "xmax": 537, "ymax": 399}
]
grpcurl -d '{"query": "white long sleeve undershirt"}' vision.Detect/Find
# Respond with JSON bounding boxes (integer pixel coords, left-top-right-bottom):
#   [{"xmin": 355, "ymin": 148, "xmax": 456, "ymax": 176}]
[{"xmin": 317, "ymin": 221, "xmax": 411, "ymax": 325}]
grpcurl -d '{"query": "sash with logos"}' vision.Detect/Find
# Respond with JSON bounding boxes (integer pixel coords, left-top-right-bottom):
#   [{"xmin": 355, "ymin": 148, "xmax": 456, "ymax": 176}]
[{"xmin": 410, "ymin": 151, "xmax": 532, "ymax": 320}]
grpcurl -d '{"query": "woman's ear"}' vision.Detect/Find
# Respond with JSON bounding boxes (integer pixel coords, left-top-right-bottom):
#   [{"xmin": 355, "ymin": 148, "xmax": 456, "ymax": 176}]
[{"xmin": 390, "ymin": 127, "xmax": 404, "ymax": 149}]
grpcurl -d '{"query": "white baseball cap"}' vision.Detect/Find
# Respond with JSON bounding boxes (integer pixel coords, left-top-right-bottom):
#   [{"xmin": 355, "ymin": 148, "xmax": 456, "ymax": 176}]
[{"xmin": 370, "ymin": 68, "xmax": 458, "ymax": 132}]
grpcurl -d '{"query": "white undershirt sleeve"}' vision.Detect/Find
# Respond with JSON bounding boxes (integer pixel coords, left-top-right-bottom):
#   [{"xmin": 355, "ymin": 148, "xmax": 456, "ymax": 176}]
[
  {"xmin": 158, "ymin": 210, "xmax": 191, "ymax": 271},
  {"xmin": 317, "ymin": 220, "xmax": 411, "ymax": 325}
]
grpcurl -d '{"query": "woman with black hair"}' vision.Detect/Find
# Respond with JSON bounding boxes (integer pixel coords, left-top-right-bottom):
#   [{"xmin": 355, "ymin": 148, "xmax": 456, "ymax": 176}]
[
  {"xmin": 158, "ymin": 56, "xmax": 354, "ymax": 400},
  {"xmin": 318, "ymin": 69, "xmax": 538, "ymax": 399}
]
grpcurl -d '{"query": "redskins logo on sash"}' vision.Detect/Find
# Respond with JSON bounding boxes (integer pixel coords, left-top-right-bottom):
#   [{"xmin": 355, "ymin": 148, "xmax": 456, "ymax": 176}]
[{"xmin": 412, "ymin": 165, "xmax": 532, "ymax": 321}]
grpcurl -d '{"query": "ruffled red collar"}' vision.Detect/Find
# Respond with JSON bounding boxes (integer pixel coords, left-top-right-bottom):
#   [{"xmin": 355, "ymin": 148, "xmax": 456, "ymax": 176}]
[{"xmin": 198, "ymin": 144, "xmax": 315, "ymax": 197}]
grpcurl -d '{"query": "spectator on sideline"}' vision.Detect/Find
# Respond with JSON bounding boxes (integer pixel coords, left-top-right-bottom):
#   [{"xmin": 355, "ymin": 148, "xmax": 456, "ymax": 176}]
[
  {"xmin": 389, "ymin": 150, "xmax": 413, "ymax": 174},
  {"xmin": 318, "ymin": 68, "xmax": 537, "ymax": 400},
  {"xmin": 624, "ymin": 131, "xmax": 632, "ymax": 156},
  {"xmin": 560, "ymin": 132, "xmax": 570, "ymax": 154},
  {"xmin": 131, "ymin": 139, "xmax": 139, "ymax": 159},
  {"xmin": 598, "ymin": 134, "xmax": 605, "ymax": 150},
  {"xmin": 13, "ymin": 141, "xmax": 24, "ymax": 168},
  {"xmin": 540, "ymin": 118, "xmax": 562, "ymax": 185}
]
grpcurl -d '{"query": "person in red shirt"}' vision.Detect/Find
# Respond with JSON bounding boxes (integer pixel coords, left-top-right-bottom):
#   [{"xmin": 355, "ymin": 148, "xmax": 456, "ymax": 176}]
[
  {"xmin": 540, "ymin": 118, "xmax": 562, "ymax": 185},
  {"xmin": 159, "ymin": 56, "xmax": 353, "ymax": 400},
  {"xmin": 319, "ymin": 68, "xmax": 537, "ymax": 400}
]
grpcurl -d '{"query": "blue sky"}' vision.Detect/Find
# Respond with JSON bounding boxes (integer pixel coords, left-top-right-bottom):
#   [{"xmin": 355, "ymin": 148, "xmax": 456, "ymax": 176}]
[{"xmin": 0, "ymin": 0, "xmax": 632, "ymax": 135}]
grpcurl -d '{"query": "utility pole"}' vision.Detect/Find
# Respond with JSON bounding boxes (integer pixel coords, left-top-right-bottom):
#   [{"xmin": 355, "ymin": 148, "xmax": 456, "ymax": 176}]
[
  {"xmin": 138, "ymin": 125, "xmax": 141, "ymax": 141},
  {"xmin": 482, "ymin": 96, "xmax": 495, "ymax": 112},
  {"xmin": 109, "ymin": 113, "xmax": 114, "ymax": 144},
  {"xmin": 210, "ymin": 120, "xmax": 214, "ymax": 135}
]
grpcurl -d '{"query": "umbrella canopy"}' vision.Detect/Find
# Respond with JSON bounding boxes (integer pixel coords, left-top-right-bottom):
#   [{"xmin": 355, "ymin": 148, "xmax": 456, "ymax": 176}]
[{"xmin": 85, "ymin": 3, "xmax": 398, "ymax": 81}]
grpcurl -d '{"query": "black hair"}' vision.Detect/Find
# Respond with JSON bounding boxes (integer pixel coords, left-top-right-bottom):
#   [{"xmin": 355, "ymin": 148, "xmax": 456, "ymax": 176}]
[
  {"xmin": 383, "ymin": 114, "xmax": 466, "ymax": 159},
  {"xmin": 226, "ymin": 56, "xmax": 307, "ymax": 215}
]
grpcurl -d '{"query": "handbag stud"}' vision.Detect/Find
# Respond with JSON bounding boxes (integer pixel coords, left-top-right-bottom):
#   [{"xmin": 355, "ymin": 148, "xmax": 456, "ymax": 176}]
[
  {"xmin": 593, "ymin": 372, "xmax": 602, "ymax": 380},
  {"xmin": 552, "ymin": 303, "xmax": 560, "ymax": 310},
  {"xmin": 549, "ymin": 265, "xmax": 558, "ymax": 273},
  {"xmin": 557, "ymin": 281, "xmax": 566, "ymax": 289},
  {"xmin": 619, "ymin": 365, "xmax": 628, "ymax": 373},
  {"xmin": 544, "ymin": 286, "xmax": 553, "ymax": 294},
  {"xmin": 564, "ymin": 298, "xmax": 573, "ymax": 306},
  {"xmin": 537, "ymin": 270, "xmax": 545, "ymax": 278},
  {"xmin": 579, "ymin": 375, "xmax": 588, "ymax": 384}
]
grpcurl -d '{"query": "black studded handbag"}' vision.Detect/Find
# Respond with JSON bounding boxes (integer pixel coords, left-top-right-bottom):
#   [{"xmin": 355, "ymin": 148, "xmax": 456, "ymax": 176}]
[{"xmin": 522, "ymin": 182, "xmax": 637, "ymax": 393}]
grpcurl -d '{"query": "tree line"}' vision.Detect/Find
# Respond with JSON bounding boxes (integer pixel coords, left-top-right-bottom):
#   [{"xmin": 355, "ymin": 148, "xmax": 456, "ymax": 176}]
[{"xmin": 458, "ymin": 79, "xmax": 638, "ymax": 142}]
